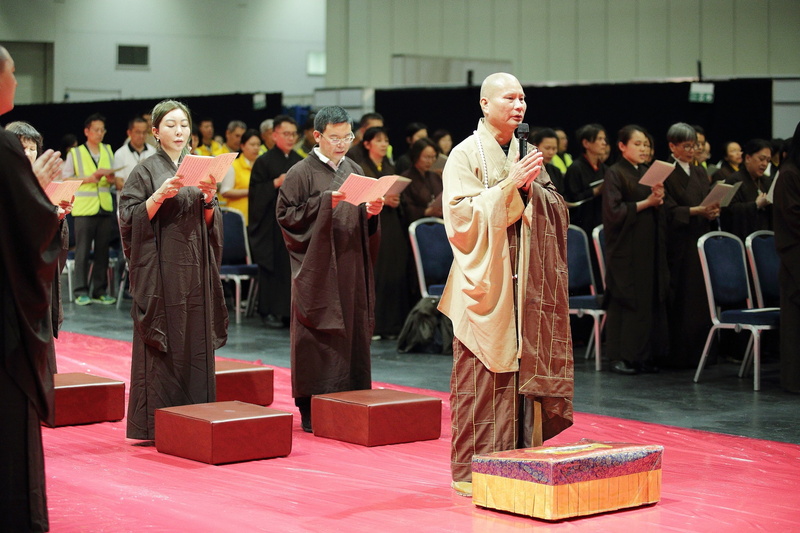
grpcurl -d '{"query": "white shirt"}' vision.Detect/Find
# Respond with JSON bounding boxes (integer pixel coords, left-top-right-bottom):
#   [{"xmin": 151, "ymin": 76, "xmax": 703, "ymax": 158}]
[
  {"xmin": 114, "ymin": 142, "xmax": 157, "ymax": 182},
  {"xmin": 314, "ymin": 147, "xmax": 343, "ymax": 170}
]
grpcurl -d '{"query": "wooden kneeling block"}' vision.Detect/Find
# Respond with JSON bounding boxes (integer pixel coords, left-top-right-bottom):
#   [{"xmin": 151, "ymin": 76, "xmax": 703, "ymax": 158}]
[
  {"xmin": 47, "ymin": 372, "xmax": 126, "ymax": 427},
  {"xmin": 311, "ymin": 388, "xmax": 442, "ymax": 446},
  {"xmin": 155, "ymin": 401, "xmax": 292, "ymax": 464},
  {"xmin": 215, "ymin": 360, "xmax": 274, "ymax": 406}
]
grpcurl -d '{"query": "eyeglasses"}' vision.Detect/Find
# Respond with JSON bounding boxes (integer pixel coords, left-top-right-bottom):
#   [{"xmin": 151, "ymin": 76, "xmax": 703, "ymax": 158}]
[
  {"xmin": 319, "ymin": 133, "xmax": 355, "ymax": 146},
  {"xmin": 679, "ymin": 143, "xmax": 696, "ymax": 151},
  {"xmin": 277, "ymin": 131, "xmax": 298, "ymax": 138}
]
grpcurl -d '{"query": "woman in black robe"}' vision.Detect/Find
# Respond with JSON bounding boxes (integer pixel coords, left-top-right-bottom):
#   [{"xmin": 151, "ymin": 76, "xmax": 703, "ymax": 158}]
[
  {"xmin": 721, "ymin": 139, "xmax": 774, "ymax": 241},
  {"xmin": 712, "ymin": 141, "xmax": 743, "ymax": 181},
  {"xmin": 602, "ymin": 125, "xmax": 669, "ymax": 375},
  {"xmin": 119, "ymin": 100, "xmax": 228, "ymax": 440},
  {"xmin": 358, "ymin": 126, "xmax": 411, "ymax": 338},
  {"xmin": 662, "ymin": 123, "xmax": 719, "ymax": 368},
  {"xmin": 401, "ymin": 137, "xmax": 443, "ymax": 224}
]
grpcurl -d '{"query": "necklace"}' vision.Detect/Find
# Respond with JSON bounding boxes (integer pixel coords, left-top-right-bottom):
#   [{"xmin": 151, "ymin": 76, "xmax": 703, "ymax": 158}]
[{"xmin": 474, "ymin": 130, "xmax": 490, "ymax": 189}]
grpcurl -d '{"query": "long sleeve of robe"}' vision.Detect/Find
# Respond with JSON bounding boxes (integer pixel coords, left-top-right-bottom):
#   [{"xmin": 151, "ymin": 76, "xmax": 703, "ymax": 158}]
[
  {"xmin": 0, "ymin": 126, "xmax": 61, "ymax": 532},
  {"xmin": 276, "ymin": 151, "xmax": 380, "ymax": 397},
  {"xmin": 119, "ymin": 149, "xmax": 228, "ymax": 439},
  {"xmin": 439, "ymin": 119, "xmax": 573, "ymax": 439}
]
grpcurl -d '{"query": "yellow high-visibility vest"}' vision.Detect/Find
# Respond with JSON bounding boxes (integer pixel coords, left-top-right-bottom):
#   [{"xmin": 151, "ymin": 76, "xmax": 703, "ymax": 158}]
[{"xmin": 71, "ymin": 144, "xmax": 114, "ymax": 216}]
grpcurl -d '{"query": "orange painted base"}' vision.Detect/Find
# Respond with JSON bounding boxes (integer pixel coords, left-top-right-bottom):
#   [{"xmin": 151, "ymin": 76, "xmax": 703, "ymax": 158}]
[{"xmin": 472, "ymin": 469, "xmax": 661, "ymax": 520}]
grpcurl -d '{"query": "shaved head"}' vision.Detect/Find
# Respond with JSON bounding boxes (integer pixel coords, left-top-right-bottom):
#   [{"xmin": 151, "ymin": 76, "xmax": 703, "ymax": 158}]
[
  {"xmin": 478, "ymin": 72, "xmax": 527, "ymax": 142},
  {"xmin": 480, "ymin": 72, "xmax": 521, "ymax": 99},
  {"xmin": 0, "ymin": 46, "xmax": 9, "ymax": 72}
]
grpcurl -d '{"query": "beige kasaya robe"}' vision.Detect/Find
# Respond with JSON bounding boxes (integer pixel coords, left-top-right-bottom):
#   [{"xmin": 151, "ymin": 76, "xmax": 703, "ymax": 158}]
[{"xmin": 439, "ymin": 119, "xmax": 573, "ymax": 458}]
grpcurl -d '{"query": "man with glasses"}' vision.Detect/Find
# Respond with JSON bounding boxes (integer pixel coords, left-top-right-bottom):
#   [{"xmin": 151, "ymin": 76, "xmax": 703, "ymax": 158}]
[
  {"xmin": 63, "ymin": 113, "xmax": 117, "ymax": 306},
  {"xmin": 276, "ymin": 106, "xmax": 384, "ymax": 433},
  {"xmin": 249, "ymin": 115, "xmax": 303, "ymax": 329}
]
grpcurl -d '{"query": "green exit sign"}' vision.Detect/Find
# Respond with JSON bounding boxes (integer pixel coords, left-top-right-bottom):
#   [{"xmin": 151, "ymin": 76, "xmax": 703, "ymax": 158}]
[{"xmin": 689, "ymin": 82, "xmax": 715, "ymax": 103}]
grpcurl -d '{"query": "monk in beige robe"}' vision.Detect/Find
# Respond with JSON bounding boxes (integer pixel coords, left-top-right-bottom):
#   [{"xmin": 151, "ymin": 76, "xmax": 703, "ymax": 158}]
[{"xmin": 439, "ymin": 73, "xmax": 574, "ymax": 496}]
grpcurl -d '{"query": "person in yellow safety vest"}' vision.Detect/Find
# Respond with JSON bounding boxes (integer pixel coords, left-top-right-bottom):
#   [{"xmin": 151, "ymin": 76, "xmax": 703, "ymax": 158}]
[
  {"xmin": 195, "ymin": 118, "xmax": 225, "ymax": 156},
  {"xmin": 551, "ymin": 127, "xmax": 574, "ymax": 175},
  {"xmin": 62, "ymin": 113, "xmax": 117, "ymax": 306}
]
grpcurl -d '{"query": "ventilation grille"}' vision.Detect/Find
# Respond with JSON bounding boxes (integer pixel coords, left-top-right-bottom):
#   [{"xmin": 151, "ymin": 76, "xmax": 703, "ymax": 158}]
[{"xmin": 117, "ymin": 45, "xmax": 149, "ymax": 69}]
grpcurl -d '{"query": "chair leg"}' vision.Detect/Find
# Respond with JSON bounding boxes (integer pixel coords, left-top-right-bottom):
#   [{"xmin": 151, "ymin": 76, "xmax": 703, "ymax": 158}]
[
  {"xmin": 233, "ymin": 278, "xmax": 242, "ymax": 325},
  {"xmin": 752, "ymin": 331, "xmax": 762, "ymax": 391},
  {"xmin": 584, "ymin": 328, "xmax": 595, "ymax": 360},
  {"xmin": 593, "ymin": 315, "xmax": 602, "ymax": 372},
  {"xmin": 694, "ymin": 327, "xmax": 719, "ymax": 383},
  {"xmin": 245, "ymin": 278, "xmax": 258, "ymax": 318},
  {"xmin": 738, "ymin": 336, "xmax": 755, "ymax": 378},
  {"xmin": 67, "ymin": 261, "xmax": 74, "ymax": 302}
]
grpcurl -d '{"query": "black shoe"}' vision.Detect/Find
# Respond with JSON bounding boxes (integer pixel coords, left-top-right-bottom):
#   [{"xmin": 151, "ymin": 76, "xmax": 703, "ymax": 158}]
[
  {"xmin": 635, "ymin": 361, "xmax": 660, "ymax": 374},
  {"xmin": 300, "ymin": 412, "xmax": 312, "ymax": 433},
  {"xmin": 261, "ymin": 314, "xmax": 284, "ymax": 329},
  {"xmin": 610, "ymin": 360, "xmax": 638, "ymax": 375}
]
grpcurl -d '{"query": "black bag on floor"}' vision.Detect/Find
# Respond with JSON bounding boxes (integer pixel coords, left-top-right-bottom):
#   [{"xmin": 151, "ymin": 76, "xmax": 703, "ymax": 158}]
[{"xmin": 397, "ymin": 297, "xmax": 453, "ymax": 355}]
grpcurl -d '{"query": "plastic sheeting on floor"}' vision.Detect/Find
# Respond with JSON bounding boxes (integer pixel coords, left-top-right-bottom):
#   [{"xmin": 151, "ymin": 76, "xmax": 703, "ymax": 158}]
[{"xmin": 42, "ymin": 332, "xmax": 800, "ymax": 532}]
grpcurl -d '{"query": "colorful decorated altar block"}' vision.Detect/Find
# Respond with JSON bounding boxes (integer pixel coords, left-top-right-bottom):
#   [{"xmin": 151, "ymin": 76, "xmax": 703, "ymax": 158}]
[{"xmin": 472, "ymin": 440, "xmax": 663, "ymax": 520}]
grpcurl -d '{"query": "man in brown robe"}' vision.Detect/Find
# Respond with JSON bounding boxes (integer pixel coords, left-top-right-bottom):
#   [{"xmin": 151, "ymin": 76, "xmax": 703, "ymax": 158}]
[
  {"xmin": 276, "ymin": 106, "xmax": 384, "ymax": 432},
  {"xmin": 0, "ymin": 45, "xmax": 63, "ymax": 532},
  {"xmin": 439, "ymin": 73, "xmax": 573, "ymax": 496}
]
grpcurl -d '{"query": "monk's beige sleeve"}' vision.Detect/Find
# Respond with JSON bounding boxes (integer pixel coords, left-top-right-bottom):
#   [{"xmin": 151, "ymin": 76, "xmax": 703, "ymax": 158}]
[{"xmin": 440, "ymin": 142, "xmax": 523, "ymax": 372}]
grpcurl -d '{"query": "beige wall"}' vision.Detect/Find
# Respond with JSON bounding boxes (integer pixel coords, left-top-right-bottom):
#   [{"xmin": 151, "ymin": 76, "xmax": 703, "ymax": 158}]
[{"xmin": 325, "ymin": 0, "xmax": 800, "ymax": 88}]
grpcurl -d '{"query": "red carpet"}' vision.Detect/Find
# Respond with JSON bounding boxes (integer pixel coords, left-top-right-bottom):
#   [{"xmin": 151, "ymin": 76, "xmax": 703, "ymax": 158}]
[{"xmin": 46, "ymin": 332, "xmax": 800, "ymax": 532}]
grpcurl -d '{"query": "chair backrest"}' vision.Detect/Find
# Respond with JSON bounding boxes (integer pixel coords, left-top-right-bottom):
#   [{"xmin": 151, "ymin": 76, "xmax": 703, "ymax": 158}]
[
  {"xmin": 591, "ymin": 224, "xmax": 606, "ymax": 290},
  {"xmin": 698, "ymin": 231, "xmax": 753, "ymax": 321},
  {"xmin": 567, "ymin": 224, "xmax": 597, "ymax": 296},
  {"xmin": 220, "ymin": 207, "xmax": 251, "ymax": 265},
  {"xmin": 408, "ymin": 217, "xmax": 452, "ymax": 298},
  {"xmin": 746, "ymin": 230, "xmax": 779, "ymax": 308}
]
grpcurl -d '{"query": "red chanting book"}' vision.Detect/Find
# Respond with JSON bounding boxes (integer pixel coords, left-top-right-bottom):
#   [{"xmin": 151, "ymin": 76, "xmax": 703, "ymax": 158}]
[
  {"xmin": 44, "ymin": 178, "xmax": 84, "ymax": 205},
  {"xmin": 176, "ymin": 152, "xmax": 238, "ymax": 187},
  {"xmin": 337, "ymin": 174, "xmax": 411, "ymax": 206}
]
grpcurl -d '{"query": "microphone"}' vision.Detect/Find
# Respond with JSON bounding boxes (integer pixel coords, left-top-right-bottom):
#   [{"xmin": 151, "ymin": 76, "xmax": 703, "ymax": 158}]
[{"xmin": 516, "ymin": 123, "xmax": 529, "ymax": 158}]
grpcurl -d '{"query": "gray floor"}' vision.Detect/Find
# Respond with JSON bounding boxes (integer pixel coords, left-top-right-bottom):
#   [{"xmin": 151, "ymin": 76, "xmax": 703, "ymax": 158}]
[{"xmin": 62, "ymin": 293, "xmax": 800, "ymax": 445}]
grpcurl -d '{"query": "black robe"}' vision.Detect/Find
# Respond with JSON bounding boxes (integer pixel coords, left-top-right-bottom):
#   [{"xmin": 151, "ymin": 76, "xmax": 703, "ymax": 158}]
[
  {"xmin": 565, "ymin": 155, "xmax": 607, "ymax": 238},
  {"xmin": 119, "ymin": 150, "xmax": 228, "ymax": 440},
  {"xmin": 602, "ymin": 158, "xmax": 669, "ymax": 365},
  {"xmin": 248, "ymin": 147, "xmax": 303, "ymax": 320},
  {"xmin": 663, "ymin": 161, "xmax": 713, "ymax": 367},
  {"xmin": 721, "ymin": 168, "xmax": 773, "ymax": 241},
  {"xmin": 360, "ymin": 151, "xmax": 412, "ymax": 336},
  {"xmin": 401, "ymin": 166, "xmax": 443, "ymax": 225},
  {"xmin": 0, "ymin": 127, "xmax": 61, "ymax": 533},
  {"xmin": 545, "ymin": 162, "xmax": 566, "ymax": 196},
  {"xmin": 276, "ymin": 152, "xmax": 379, "ymax": 398},
  {"xmin": 773, "ymin": 161, "xmax": 800, "ymax": 392}
]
